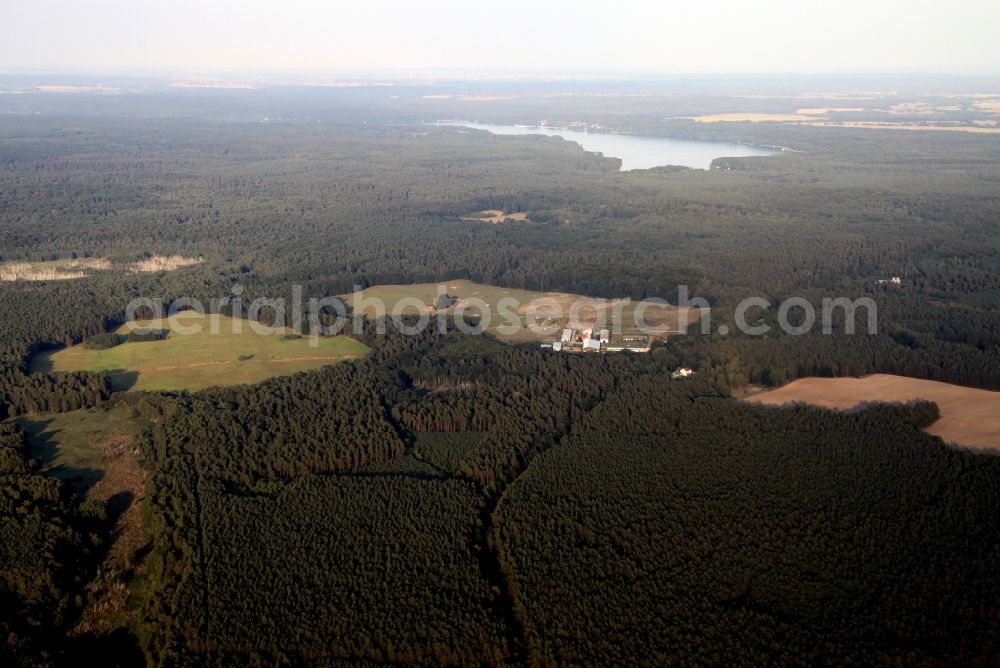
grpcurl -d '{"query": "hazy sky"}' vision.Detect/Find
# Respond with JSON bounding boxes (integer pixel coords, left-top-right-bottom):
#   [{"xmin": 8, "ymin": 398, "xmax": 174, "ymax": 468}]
[{"xmin": 2, "ymin": 0, "xmax": 999, "ymax": 75}]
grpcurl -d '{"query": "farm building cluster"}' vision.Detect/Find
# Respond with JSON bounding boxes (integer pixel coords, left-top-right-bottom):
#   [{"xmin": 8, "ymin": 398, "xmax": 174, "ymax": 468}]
[
  {"xmin": 875, "ymin": 276, "xmax": 903, "ymax": 286},
  {"xmin": 541, "ymin": 326, "xmax": 651, "ymax": 353}
]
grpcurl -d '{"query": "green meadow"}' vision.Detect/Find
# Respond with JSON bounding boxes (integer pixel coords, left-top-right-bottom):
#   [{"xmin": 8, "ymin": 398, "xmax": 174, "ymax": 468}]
[{"xmin": 31, "ymin": 313, "xmax": 369, "ymax": 392}]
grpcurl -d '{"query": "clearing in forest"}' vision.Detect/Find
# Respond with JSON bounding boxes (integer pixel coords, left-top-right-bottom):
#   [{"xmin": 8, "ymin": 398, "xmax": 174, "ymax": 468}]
[
  {"xmin": 14, "ymin": 405, "xmax": 152, "ymax": 635},
  {"xmin": 461, "ymin": 210, "xmax": 529, "ymax": 224},
  {"xmin": 126, "ymin": 255, "xmax": 203, "ymax": 273},
  {"xmin": 0, "ymin": 254, "xmax": 203, "ymax": 281},
  {"xmin": 794, "ymin": 107, "xmax": 865, "ymax": 115},
  {"xmin": 31, "ymin": 313, "xmax": 369, "ymax": 392},
  {"xmin": 0, "ymin": 258, "xmax": 111, "ymax": 281},
  {"xmin": 343, "ymin": 279, "xmax": 705, "ymax": 343},
  {"xmin": 744, "ymin": 373, "xmax": 1000, "ymax": 452}
]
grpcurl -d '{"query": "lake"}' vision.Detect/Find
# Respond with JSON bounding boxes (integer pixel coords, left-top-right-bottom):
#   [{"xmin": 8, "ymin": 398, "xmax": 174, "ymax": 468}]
[{"xmin": 440, "ymin": 122, "xmax": 781, "ymax": 170}]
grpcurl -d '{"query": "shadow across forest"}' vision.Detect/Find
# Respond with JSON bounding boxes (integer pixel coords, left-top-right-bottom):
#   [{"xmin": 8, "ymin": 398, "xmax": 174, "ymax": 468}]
[
  {"xmin": 104, "ymin": 369, "xmax": 140, "ymax": 392},
  {"xmin": 66, "ymin": 628, "xmax": 145, "ymax": 668},
  {"xmin": 14, "ymin": 416, "xmax": 105, "ymax": 497}
]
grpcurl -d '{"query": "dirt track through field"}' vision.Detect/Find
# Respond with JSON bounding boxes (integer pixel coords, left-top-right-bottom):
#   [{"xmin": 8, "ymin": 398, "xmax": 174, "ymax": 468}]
[{"xmin": 744, "ymin": 374, "xmax": 1000, "ymax": 452}]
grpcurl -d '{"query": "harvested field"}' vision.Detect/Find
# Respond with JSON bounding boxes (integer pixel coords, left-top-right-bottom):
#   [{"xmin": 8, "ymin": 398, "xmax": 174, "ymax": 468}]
[{"xmin": 744, "ymin": 374, "xmax": 1000, "ymax": 452}]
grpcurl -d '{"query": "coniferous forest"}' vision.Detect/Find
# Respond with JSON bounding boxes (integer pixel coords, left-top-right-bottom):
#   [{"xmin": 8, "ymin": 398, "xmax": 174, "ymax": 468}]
[{"xmin": 1, "ymin": 82, "xmax": 1000, "ymax": 665}]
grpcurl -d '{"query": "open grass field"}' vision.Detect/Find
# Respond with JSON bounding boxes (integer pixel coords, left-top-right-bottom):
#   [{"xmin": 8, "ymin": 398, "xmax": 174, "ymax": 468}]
[
  {"xmin": 31, "ymin": 313, "xmax": 369, "ymax": 392},
  {"xmin": 744, "ymin": 374, "xmax": 1000, "ymax": 452},
  {"xmin": 343, "ymin": 279, "xmax": 705, "ymax": 343}
]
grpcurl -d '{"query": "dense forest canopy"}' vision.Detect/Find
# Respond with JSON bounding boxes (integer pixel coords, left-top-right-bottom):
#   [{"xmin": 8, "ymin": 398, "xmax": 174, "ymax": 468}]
[{"xmin": 1, "ymin": 81, "xmax": 1000, "ymax": 665}]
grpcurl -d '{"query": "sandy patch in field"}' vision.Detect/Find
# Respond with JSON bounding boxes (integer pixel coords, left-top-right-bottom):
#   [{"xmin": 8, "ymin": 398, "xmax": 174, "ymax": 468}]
[
  {"xmin": 461, "ymin": 210, "xmax": 529, "ymax": 224},
  {"xmin": 692, "ymin": 113, "xmax": 816, "ymax": 123},
  {"xmin": 975, "ymin": 101, "xmax": 1000, "ymax": 111},
  {"xmin": 745, "ymin": 374, "xmax": 1000, "ymax": 452}
]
